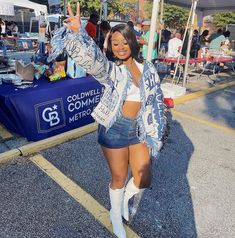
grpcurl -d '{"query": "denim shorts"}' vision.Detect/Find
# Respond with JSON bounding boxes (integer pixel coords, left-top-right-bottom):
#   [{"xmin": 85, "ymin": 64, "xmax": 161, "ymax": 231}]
[{"xmin": 98, "ymin": 113, "xmax": 140, "ymax": 148}]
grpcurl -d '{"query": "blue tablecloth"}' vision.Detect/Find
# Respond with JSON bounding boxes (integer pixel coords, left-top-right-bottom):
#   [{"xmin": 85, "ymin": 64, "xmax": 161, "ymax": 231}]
[{"xmin": 0, "ymin": 76, "xmax": 103, "ymax": 141}]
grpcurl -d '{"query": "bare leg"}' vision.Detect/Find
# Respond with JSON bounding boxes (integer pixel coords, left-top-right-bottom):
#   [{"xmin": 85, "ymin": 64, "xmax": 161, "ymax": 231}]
[
  {"xmin": 129, "ymin": 143, "xmax": 151, "ymax": 188},
  {"xmin": 122, "ymin": 142, "xmax": 151, "ymax": 221},
  {"xmin": 101, "ymin": 146, "xmax": 129, "ymax": 189},
  {"xmin": 101, "ymin": 146, "xmax": 129, "ymax": 238}
]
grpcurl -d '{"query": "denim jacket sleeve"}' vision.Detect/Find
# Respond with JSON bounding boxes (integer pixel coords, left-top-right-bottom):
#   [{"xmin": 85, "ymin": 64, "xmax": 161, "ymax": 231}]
[
  {"xmin": 154, "ymin": 74, "xmax": 166, "ymax": 140},
  {"xmin": 48, "ymin": 26, "xmax": 115, "ymax": 85},
  {"xmin": 64, "ymin": 28, "xmax": 114, "ymax": 84}
]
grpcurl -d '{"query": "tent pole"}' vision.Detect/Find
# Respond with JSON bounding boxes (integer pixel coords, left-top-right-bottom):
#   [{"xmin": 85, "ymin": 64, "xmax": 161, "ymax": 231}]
[
  {"xmin": 103, "ymin": 0, "xmax": 107, "ymax": 20},
  {"xmin": 30, "ymin": 18, "xmax": 32, "ymax": 33},
  {"xmin": 158, "ymin": 0, "xmax": 164, "ymax": 55},
  {"xmin": 97, "ymin": 1, "xmax": 103, "ymax": 44},
  {"xmin": 64, "ymin": 0, "xmax": 67, "ymax": 17},
  {"xmin": 147, "ymin": 0, "xmax": 160, "ymax": 61},
  {"xmin": 20, "ymin": 10, "xmax": 25, "ymax": 33},
  {"xmin": 182, "ymin": 0, "xmax": 198, "ymax": 87},
  {"xmin": 172, "ymin": 3, "xmax": 193, "ymax": 84}
]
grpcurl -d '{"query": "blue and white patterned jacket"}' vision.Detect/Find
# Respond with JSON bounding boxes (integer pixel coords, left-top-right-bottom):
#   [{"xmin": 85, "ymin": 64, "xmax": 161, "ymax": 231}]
[{"xmin": 48, "ymin": 27, "xmax": 166, "ymax": 157}]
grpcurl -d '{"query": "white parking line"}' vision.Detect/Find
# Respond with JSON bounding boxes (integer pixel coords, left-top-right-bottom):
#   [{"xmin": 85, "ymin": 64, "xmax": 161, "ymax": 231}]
[
  {"xmin": 0, "ymin": 124, "xmax": 13, "ymax": 139},
  {"xmin": 172, "ymin": 110, "xmax": 235, "ymax": 134},
  {"xmin": 224, "ymin": 89, "xmax": 235, "ymax": 94},
  {"xmin": 30, "ymin": 154, "xmax": 140, "ymax": 238}
]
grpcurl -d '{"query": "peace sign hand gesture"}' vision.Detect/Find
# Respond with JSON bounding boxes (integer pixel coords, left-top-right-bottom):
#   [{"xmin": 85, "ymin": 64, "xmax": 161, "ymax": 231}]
[{"xmin": 63, "ymin": 2, "xmax": 81, "ymax": 32}]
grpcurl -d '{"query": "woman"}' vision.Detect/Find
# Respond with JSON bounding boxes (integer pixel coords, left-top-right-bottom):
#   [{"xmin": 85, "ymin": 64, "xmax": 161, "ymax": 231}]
[
  {"xmin": 0, "ymin": 18, "xmax": 6, "ymax": 37},
  {"xmin": 190, "ymin": 29, "xmax": 200, "ymax": 58},
  {"xmin": 221, "ymin": 30, "xmax": 231, "ymax": 53},
  {"xmin": 49, "ymin": 3, "xmax": 165, "ymax": 238},
  {"xmin": 198, "ymin": 29, "xmax": 210, "ymax": 58},
  {"xmin": 97, "ymin": 20, "xmax": 111, "ymax": 52}
]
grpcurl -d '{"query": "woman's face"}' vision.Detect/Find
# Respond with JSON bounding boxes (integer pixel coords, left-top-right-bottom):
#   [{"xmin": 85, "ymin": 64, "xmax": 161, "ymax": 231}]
[{"xmin": 111, "ymin": 31, "xmax": 131, "ymax": 61}]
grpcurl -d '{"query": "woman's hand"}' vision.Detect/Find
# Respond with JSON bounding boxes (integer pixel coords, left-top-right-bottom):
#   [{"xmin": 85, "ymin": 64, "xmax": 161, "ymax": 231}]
[{"xmin": 63, "ymin": 2, "xmax": 81, "ymax": 32}]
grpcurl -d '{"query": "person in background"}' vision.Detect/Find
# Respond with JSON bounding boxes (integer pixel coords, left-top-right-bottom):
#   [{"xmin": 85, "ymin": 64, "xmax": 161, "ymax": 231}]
[
  {"xmin": 97, "ymin": 20, "xmax": 111, "ymax": 52},
  {"xmin": 0, "ymin": 18, "xmax": 7, "ymax": 56},
  {"xmin": 167, "ymin": 31, "xmax": 182, "ymax": 58},
  {"xmin": 37, "ymin": 21, "xmax": 48, "ymax": 56},
  {"xmin": 136, "ymin": 21, "xmax": 143, "ymax": 34},
  {"xmin": 138, "ymin": 20, "xmax": 158, "ymax": 63},
  {"xmin": 56, "ymin": 3, "xmax": 166, "ymax": 238},
  {"xmin": 160, "ymin": 28, "xmax": 171, "ymax": 52},
  {"xmin": 12, "ymin": 22, "xmax": 19, "ymax": 36},
  {"xmin": 127, "ymin": 21, "xmax": 142, "ymax": 39},
  {"xmin": 190, "ymin": 29, "xmax": 200, "ymax": 58},
  {"xmin": 6, "ymin": 21, "xmax": 13, "ymax": 36},
  {"xmin": 85, "ymin": 13, "xmax": 99, "ymax": 40},
  {"xmin": 0, "ymin": 18, "xmax": 6, "ymax": 37},
  {"xmin": 209, "ymin": 28, "xmax": 226, "ymax": 51},
  {"xmin": 167, "ymin": 31, "xmax": 183, "ymax": 75},
  {"xmin": 221, "ymin": 30, "xmax": 231, "ymax": 53},
  {"xmin": 198, "ymin": 29, "xmax": 210, "ymax": 58}
]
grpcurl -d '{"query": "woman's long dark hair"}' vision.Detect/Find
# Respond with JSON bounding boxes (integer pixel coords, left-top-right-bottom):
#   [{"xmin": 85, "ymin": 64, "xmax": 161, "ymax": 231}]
[{"xmin": 106, "ymin": 24, "xmax": 141, "ymax": 63}]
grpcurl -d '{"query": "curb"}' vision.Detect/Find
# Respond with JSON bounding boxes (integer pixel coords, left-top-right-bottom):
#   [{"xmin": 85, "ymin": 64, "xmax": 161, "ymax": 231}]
[
  {"xmin": 0, "ymin": 123, "xmax": 97, "ymax": 165},
  {"xmin": 1, "ymin": 80, "xmax": 234, "ymax": 164},
  {"xmin": 0, "ymin": 149, "xmax": 21, "ymax": 164},
  {"xmin": 174, "ymin": 81, "xmax": 235, "ymax": 105}
]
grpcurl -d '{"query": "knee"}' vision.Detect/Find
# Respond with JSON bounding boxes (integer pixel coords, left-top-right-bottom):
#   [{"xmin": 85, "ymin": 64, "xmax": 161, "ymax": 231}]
[{"xmin": 111, "ymin": 174, "xmax": 127, "ymax": 189}]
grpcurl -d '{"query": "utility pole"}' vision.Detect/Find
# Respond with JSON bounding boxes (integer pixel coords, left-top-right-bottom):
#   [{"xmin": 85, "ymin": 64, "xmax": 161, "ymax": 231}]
[{"xmin": 104, "ymin": 0, "xmax": 108, "ymax": 20}]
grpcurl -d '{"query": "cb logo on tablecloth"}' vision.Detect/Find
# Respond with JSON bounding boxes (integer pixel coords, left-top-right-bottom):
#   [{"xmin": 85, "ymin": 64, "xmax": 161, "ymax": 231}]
[
  {"xmin": 42, "ymin": 106, "xmax": 60, "ymax": 126},
  {"xmin": 35, "ymin": 98, "xmax": 66, "ymax": 133}
]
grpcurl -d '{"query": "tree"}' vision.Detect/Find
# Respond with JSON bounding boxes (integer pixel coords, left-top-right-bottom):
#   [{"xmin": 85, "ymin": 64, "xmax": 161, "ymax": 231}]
[
  {"xmin": 31, "ymin": 0, "xmax": 101, "ymax": 16},
  {"xmin": 212, "ymin": 12, "xmax": 235, "ymax": 28},
  {"xmin": 31, "ymin": 0, "xmax": 139, "ymax": 20},
  {"xmin": 107, "ymin": 0, "xmax": 138, "ymax": 20},
  {"xmin": 69, "ymin": 0, "xmax": 101, "ymax": 17},
  {"xmin": 145, "ymin": 2, "xmax": 189, "ymax": 29}
]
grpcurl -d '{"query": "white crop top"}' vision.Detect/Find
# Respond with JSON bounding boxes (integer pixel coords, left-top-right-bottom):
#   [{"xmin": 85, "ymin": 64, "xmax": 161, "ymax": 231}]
[{"xmin": 126, "ymin": 82, "xmax": 141, "ymax": 102}]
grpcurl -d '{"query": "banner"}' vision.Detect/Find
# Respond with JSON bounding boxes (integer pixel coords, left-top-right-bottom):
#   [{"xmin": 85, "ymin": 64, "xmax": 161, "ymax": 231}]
[{"xmin": 48, "ymin": 0, "xmax": 61, "ymax": 14}]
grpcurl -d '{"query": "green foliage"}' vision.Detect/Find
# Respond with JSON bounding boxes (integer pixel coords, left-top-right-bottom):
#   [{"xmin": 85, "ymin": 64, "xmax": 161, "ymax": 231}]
[
  {"xmin": 72, "ymin": 0, "xmax": 101, "ymax": 17},
  {"xmin": 59, "ymin": 0, "xmax": 138, "ymax": 19},
  {"xmin": 145, "ymin": 0, "xmax": 153, "ymax": 19},
  {"xmin": 212, "ymin": 12, "xmax": 235, "ymax": 28},
  {"xmin": 163, "ymin": 4, "xmax": 189, "ymax": 29},
  {"xmin": 31, "ymin": 0, "xmax": 101, "ymax": 16},
  {"xmin": 108, "ymin": 0, "xmax": 137, "ymax": 19},
  {"xmin": 30, "ymin": 0, "xmax": 143, "ymax": 20},
  {"xmin": 145, "ymin": 2, "xmax": 189, "ymax": 29}
]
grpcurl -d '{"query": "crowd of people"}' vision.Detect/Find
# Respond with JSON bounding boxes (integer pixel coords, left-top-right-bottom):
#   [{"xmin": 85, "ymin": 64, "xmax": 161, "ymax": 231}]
[
  {"xmin": 0, "ymin": 18, "xmax": 18, "ymax": 37},
  {"xmin": 159, "ymin": 27, "xmax": 232, "ymax": 61},
  {"xmin": 84, "ymin": 14, "xmax": 232, "ymax": 69}
]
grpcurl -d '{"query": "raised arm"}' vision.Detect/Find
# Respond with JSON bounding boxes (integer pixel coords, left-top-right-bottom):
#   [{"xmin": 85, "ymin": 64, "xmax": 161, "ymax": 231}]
[{"xmin": 48, "ymin": 2, "xmax": 113, "ymax": 84}]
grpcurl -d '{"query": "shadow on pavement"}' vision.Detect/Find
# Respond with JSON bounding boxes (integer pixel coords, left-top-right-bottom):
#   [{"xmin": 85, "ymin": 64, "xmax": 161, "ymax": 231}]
[
  {"xmin": 130, "ymin": 112, "xmax": 196, "ymax": 238},
  {"xmin": 203, "ymin": 85, "xmax": 235, "ymax": 129}
]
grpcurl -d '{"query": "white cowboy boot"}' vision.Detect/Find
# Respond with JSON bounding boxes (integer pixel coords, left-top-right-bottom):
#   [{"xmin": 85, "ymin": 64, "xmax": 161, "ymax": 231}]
[
  {"xmin": 122, "ymin": 177, "xmax": 145, "ymax": 221},
  {"xmin": 109, "ymin": 186, "xmax": 127, "ymax": 238}
]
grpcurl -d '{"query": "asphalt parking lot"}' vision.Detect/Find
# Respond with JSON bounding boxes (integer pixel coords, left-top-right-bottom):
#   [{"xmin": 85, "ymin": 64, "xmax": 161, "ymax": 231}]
[{"xmin": 0, "ymin": 81, "xmax": 234, "ymax": 237}]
